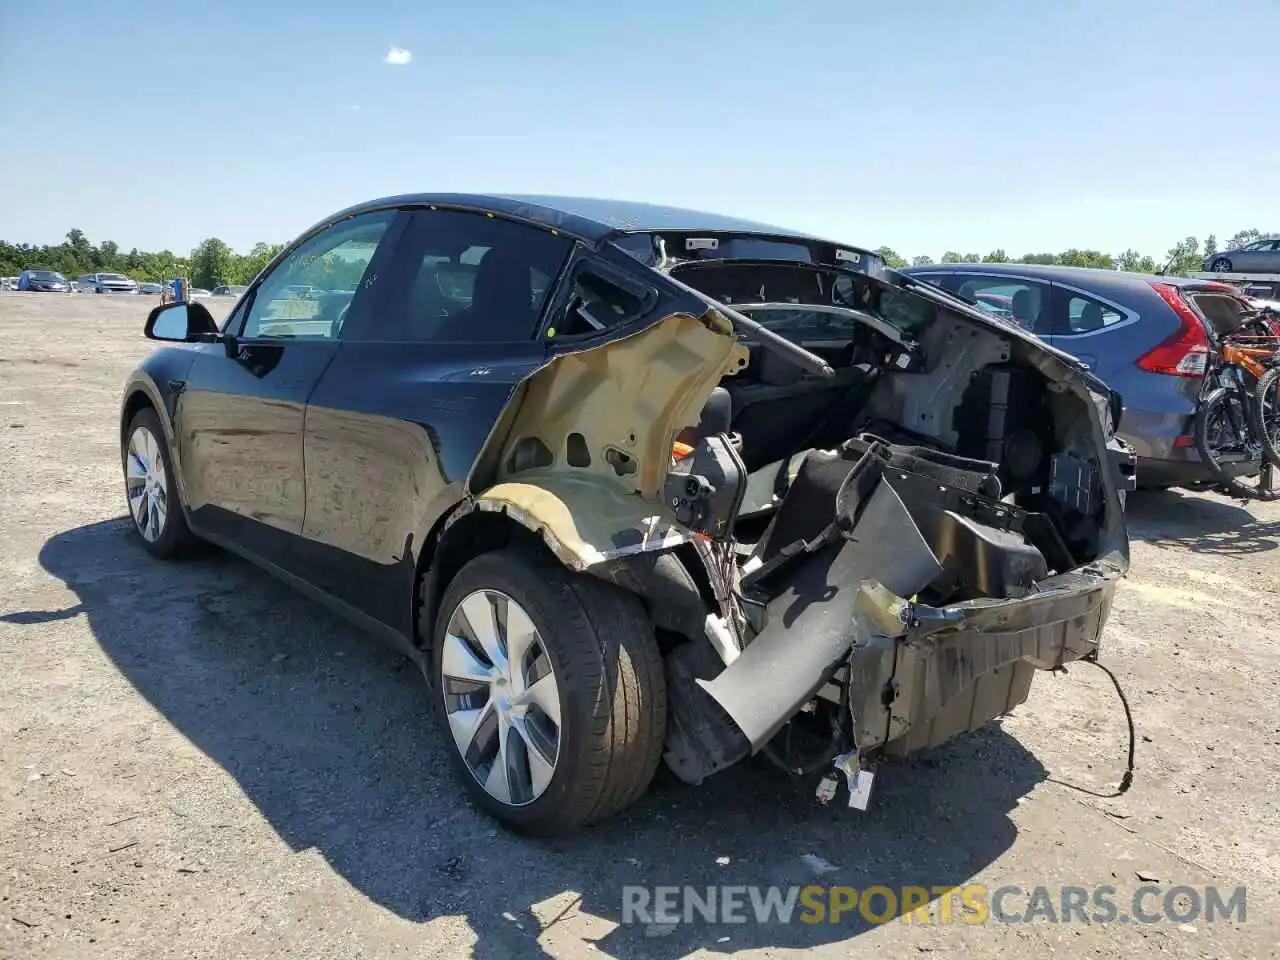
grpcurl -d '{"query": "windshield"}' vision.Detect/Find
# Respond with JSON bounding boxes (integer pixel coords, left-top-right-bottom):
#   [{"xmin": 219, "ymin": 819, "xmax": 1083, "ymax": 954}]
[
  {"xmin": 100, "ymin": 273, "xmax": 128, "ymax": 281},
  {"xmin": 30, "ymin": 270, "xmax": 64, "ymax": 281}
]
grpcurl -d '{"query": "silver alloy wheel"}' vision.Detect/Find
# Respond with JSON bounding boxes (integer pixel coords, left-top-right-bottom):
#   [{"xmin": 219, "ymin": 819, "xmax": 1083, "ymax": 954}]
[
  {"xmin": 125, "ymin": 425, "xmax": 168, "ymax": 542},
  {"xmin": 440, "ymin": 589, "xmax": 562, "ymax": 806},
  {"xmin": 1213, "ymin": 259, "xmax": 1231, "ymax": 272}
]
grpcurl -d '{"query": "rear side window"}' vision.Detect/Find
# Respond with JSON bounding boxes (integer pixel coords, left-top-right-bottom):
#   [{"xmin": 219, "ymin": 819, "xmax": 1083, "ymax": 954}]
[
  {"xmin": 553, "ymin": 267, "xmax": 647, "ymax": 337},
  {"xmin": 367, "ymin": 209, "xmax": 572, "ymax": 343},
  {"xmin": 1058, "ymin": 291, "xmax": 1127, "ymax": 335}
]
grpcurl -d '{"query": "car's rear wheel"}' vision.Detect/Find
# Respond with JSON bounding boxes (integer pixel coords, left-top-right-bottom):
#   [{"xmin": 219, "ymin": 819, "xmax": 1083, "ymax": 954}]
[
  {"xmin": 122, "ymin": 407, "xmax": 197, "ymax": 558},
  {"xmin": 1211, "ymin": 258, "xmax": 1233, "ymax": 272},
  {"xmin": 430, "ymin": 548, "xmax": 666, "ymax": 835}
]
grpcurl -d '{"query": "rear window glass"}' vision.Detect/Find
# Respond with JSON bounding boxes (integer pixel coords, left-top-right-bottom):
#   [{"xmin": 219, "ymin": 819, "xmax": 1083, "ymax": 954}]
[{"xmin": 1189, "ymin": 292, "xmax": 1251, "ymax": 336}]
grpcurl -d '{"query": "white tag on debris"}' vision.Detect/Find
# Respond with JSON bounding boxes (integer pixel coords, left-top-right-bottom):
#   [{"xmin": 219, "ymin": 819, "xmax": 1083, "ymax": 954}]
[
  {"xmin": 846, "ymin": 769, "xmax": 875, "ymax": 811},
  {"xmin": 833, "ymin": 751, "xmax": 875, "ymax": 811}
]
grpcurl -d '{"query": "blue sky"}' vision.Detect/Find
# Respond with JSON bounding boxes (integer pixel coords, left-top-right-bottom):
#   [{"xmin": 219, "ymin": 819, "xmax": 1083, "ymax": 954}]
[{"xmin": 1, "ymin": 0, "xmax": 1276, "ymax": 259}]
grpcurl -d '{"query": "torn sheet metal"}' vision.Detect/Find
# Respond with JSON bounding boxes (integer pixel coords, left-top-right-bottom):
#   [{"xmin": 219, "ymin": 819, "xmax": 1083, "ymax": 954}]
[
  {"xmin": 471, "ymin": 477, "xmax": 692, "ymax": 571},
  {"xmin": 696, "ymin": 479, "xmax": 942, "ymax": 750}
]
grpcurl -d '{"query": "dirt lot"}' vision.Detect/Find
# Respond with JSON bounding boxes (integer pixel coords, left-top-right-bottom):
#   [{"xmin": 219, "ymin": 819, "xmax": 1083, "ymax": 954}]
[{"xmin": 1, "ymin": 291, "xmax": 1277, "ymax": 959}]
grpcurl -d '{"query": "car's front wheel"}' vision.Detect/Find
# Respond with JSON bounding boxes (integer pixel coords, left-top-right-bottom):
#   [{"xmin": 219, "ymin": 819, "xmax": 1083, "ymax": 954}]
[
  {"xmin": 1211, "ymin": 258, "xmax": 1233, "ymax": 272},
  {"xmin": 122, "ymin": 407, "xmax": 196, "ymax": 558},
  {"xmin": 430, "ymin": 548, "xmax": 666, "ymax": 835}
]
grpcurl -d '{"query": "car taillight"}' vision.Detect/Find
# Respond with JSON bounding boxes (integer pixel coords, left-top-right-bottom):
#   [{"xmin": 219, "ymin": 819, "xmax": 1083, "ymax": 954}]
[{"xmin": 1137, "ymin": 283, "xmax": 1210, "ymax": 377}]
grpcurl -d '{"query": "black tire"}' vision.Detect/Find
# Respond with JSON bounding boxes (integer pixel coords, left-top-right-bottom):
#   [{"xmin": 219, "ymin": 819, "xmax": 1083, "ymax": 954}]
[
  {"xmin": 429, "ymin": 548, "xmax": 666, "ymax": 835},
  {"xmin": 1252, "ymin": 366, "xmax": 1280, "ymax": 467},
  {"xmin": 1193, "ymin": 386, "xmax": 1280, "ymax": 500},
  {"xmin": 1211, "ymin": 258, "xmax": 1233, "ymax": 272},
  {"xmin": 121, "ymin": 407, "xmax": 199, "ymax": 558}
]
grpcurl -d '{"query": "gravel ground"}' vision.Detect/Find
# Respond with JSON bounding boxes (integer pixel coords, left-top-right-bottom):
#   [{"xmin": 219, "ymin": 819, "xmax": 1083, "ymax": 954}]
[{"xmin": 1, "ymin": 291, "xmax": 1277, "ymax": 959}]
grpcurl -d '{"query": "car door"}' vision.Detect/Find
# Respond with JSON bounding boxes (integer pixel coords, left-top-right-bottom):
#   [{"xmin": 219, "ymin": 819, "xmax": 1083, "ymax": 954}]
[
  {"xmin": 174, "ymin": 209, "xmax": 399, "ymax": 573},
  {"xmin": 300, "ymin": 207, "xmax": 574, "ymax": 634}
]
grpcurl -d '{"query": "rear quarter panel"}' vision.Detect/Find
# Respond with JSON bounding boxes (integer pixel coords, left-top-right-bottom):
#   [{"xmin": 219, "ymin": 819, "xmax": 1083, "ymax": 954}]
[
  {"xmin": 299, "ymin": 341, "xmax": 546, "ymax": 629},
  {"xmin": 1055, "ymin": 280, "xmax": 1200, "ymax": 462}
]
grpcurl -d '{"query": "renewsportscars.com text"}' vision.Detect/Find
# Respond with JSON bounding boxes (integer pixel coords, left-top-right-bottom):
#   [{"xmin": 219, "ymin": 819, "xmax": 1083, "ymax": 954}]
[{"xmin": 622, "ymin": 884, "xmax": 1247, "ymax": 926}]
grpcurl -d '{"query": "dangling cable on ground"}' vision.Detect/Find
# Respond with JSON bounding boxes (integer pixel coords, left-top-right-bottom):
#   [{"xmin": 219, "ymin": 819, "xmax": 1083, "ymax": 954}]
[{"xmin": 1047, "ymin": 655, "xmax": 1136, "ymax": 798}]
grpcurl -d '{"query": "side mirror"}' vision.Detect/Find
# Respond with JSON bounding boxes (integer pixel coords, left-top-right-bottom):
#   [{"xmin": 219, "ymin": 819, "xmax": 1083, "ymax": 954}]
[{"xmin": 144, "ymin": 301, "xmax": 219, "ymax": 342}]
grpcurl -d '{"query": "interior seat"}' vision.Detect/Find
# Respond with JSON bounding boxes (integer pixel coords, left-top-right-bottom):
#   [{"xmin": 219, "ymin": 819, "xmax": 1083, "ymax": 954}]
[
  {"xmin": 1075, "ymin": 302, "xmax": 1104, "ymax": 332},
  {"xmin": 378, "ymin": 263, "xmax": 449, "ymax": 340},
  {"xmin": 439, "ymin": 248, "xmax": 534, "ymax": 341},
  {"xmin": 676, "ymin": 386, "xmax": 734, "ymax": 449},
  {"xmin": 1011, "ymin": 289, "xmax": 1040, "ymax": 332}
]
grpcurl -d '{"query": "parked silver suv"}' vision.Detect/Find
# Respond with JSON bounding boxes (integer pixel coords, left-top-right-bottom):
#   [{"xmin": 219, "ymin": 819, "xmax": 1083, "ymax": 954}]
[{"xmin": 76, "ymin": 273, "xmax": 139, "ymax": 294}]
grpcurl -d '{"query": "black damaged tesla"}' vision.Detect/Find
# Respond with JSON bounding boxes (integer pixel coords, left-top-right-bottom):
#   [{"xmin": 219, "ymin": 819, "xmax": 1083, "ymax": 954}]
[{"xmin": 119, "ymin": 194, "xmax": 1134, "ymax": 835}]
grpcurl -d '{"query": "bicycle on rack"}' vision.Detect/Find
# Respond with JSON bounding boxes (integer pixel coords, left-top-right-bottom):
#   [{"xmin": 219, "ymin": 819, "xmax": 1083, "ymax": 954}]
[{"xmin": 1193, "ymin": 306, "xmax": 1280, "ymax": 499}]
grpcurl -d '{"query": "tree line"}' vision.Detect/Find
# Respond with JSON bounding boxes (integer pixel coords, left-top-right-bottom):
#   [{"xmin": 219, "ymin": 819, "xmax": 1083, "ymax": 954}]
[
  {"xmin": 2, "ymin": 226, "xmax": 1275, "ymax": 293},
  {"xmin": 875, "ymin": 228, "xmax": 1275, "ymax": 276},
  {"xmin": 0, "ymin": 231, "xmax": 283, "ymax": 290}
]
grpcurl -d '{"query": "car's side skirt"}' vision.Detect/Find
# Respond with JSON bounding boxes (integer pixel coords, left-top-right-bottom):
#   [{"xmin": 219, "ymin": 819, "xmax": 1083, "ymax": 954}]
[{"xmin": 189, "ymin": 524, "xmax": 425, "ymax": 666}]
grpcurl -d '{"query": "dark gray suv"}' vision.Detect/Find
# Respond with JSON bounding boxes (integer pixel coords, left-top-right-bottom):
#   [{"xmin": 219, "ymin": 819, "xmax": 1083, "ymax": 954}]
[{"xmin": 902, "ymin": 263, "xmax": 1253, "ymax": 488}]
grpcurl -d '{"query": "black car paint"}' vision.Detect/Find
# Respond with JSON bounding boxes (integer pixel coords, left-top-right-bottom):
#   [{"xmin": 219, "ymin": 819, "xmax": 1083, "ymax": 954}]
[
  {"xmin": 122, "ymin": 200, "xmax": 630, "ymax": 647},
  {"xmin": 123, "ymin": 195, "xmax": 1129, "ymax": 742},
  {"xmin": 126, "ymin": 201, "xmax": 773, "ymax": 650},
  {"xmin": 300, "ymin": 341, "xmax": 549, "ymax": 632},
  {"xmin": 179, "ymin": 341, "xmax": 341, "ymax": 551}
]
